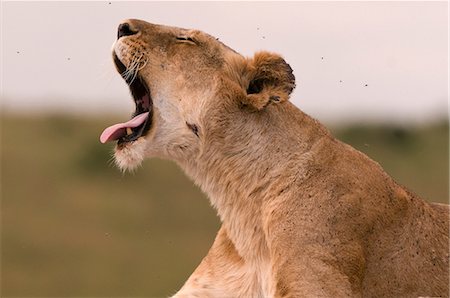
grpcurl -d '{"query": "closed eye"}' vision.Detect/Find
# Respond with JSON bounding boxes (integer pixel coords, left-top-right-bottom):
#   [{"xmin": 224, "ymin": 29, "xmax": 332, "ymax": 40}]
[{"xmin": 176, "ymin": 36, "xmax": 196, "ymax": 44}]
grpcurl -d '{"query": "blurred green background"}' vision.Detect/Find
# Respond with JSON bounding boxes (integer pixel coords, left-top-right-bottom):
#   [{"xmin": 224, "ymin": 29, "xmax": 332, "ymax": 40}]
[{"xmin": 1, "ymin": 113, "xmax": 448, "ymax": 297}]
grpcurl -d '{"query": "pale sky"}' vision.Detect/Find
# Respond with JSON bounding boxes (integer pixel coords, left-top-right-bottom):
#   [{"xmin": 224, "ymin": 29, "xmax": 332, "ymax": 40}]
[{"xmin": 1, "ymin": 1, "xmax": 448, "ymax": 124}]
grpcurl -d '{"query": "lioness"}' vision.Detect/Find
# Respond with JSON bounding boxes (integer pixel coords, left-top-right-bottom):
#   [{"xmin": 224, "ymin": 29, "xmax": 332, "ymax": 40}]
[{"xmin": 100, "ymin": 20, "xmax": 449, "ymax": 297}]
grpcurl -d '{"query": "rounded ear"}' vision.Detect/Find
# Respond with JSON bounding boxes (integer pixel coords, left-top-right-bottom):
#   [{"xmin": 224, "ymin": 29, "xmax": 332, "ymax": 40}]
[{"xmin": 244, "ymin": 51, "xmax": 296, "ymax": 110}]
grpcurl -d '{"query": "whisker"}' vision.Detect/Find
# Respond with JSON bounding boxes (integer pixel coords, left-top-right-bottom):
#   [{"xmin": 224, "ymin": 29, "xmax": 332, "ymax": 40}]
[
  {"xmin": 120, "ymin": 54, "xmax": 139, "ymax": 80},
  {"xmin": 107, "ymin": 154, "xmax": 117, "ymax": 168},
  {"xmin": 121, "ymin": 60, "xmax": 137, "ymax": 81},
  {"xmin": 127, "ymin": 53, "xmax": 146, "ymax": 84},
  {"xmin": 123, "ymin": 60, "xmax": 139, "ymax": 81},
  {"xmin": 117, "ymin": 52, "xmax": 147, "ymax": 85},
  {"xmin": 137, "ymin": 57, "xmax": 149, "ymax": 71}
]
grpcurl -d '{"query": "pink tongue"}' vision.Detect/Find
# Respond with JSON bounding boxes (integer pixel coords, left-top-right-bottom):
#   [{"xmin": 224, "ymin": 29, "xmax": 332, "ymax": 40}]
[{"xmin": 100, "ymin": 112, "xmax": 149, "ymax": 143}]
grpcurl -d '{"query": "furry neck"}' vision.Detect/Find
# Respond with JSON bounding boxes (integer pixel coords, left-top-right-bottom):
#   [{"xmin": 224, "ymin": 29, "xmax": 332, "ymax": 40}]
[{"xmin": 179, "ymin": 102, "xmax": 322, "ymax": 261}]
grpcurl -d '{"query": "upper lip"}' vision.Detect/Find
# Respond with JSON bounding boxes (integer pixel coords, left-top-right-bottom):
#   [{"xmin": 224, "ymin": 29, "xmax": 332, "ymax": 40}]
[{"xmin": 113, "ymin": 53, "xmax": 153, "ymax": 144}]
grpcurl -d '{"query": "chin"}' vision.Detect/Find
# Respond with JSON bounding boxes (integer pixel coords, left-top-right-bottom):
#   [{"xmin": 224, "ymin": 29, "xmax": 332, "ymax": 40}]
[{"xmin": 114, "ymin": 138, "xmax": 148, "ymax": 172}]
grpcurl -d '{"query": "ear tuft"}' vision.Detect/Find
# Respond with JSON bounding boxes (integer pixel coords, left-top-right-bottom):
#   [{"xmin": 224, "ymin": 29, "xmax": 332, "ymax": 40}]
[{"xmin": 244, "ymin": 51, "xmax": 296, "ymax": 110}]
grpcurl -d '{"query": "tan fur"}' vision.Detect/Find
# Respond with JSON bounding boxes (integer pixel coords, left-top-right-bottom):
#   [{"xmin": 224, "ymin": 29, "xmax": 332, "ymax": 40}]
[{"xmin": 111, "ymin": 19, "xmax": 449, "ymax": 297}]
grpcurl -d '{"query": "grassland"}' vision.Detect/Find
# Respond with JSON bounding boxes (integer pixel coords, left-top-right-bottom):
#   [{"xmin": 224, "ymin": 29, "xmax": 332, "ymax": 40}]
[{"xmin": 1, "ymin": 114, "xmax": 448, "ymax": 297}]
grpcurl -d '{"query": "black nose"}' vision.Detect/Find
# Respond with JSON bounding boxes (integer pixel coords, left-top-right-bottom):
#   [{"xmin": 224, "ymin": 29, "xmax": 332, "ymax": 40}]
[{"xmin": 117, "ymin": 23, "xmax": 137, "ymax": 39}]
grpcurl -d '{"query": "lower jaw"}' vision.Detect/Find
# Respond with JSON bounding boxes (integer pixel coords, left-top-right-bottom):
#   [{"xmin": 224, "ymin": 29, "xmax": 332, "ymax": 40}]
[
  {"xmin": 117, "ymin": 133, "xmax": 147, "ymax": 149},
  {"xmin": 114, "ymin": 140, "xmax": 147, "ymax": 171}
]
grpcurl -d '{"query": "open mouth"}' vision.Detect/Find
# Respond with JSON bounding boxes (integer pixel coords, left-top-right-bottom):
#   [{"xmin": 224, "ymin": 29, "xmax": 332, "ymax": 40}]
[{"xmin": 100, "ymin": 54, "xmax": 153, "ymax": 145}]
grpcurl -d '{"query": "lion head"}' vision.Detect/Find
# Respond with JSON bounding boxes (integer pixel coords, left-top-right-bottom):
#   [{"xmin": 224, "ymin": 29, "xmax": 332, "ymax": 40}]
[{"xmin": 100, "ymin": 19, "xmax": 295, "ymax": 171}]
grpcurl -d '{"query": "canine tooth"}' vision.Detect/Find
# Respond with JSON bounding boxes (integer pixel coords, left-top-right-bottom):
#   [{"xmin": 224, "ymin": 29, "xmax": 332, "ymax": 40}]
[{"xmin": 126, "ymin": 127, "xmax": 133, "ymax": 135}]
